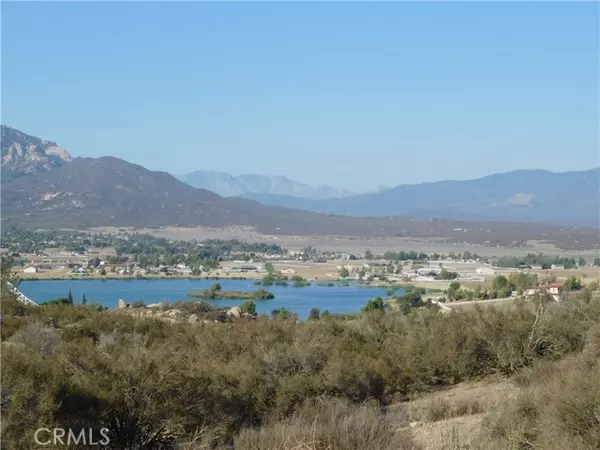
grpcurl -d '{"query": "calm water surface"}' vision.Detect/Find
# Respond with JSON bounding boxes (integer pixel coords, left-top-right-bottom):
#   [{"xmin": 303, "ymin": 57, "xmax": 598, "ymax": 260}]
[{"xmin": 19, "ymin": 279, "xmax": 399, "ymax": 320}]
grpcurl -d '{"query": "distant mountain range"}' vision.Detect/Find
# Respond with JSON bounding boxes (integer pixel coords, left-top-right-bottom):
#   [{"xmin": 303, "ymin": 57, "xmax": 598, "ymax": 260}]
[
  {"xmin": 238, "ymin": 169, "xmax": 600, "ymax": 228},
  {"xmin": 177, "ymin": 171, "xmax": 354, "ymax": 200},
  {"xmin": 1, "ymin": 125, "xmax": 72, "ymax": 181},
  {"xmin": 0, "ymin": 127, "xmax": 598, "ymax": 248}
]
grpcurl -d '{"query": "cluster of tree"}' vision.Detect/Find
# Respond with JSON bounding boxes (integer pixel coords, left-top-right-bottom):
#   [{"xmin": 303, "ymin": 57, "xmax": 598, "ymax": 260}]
[
  {"xmin": 495, "ymin": 253, "xmax": 585, "ymax": 269},
  {"xmin": 1, "ymin": 229, "xmax": 288, "ymax": 271},
  {"xmin": 435, "ymin": 268, "xmax": 459, "ymax": 280},
  {"xmin": 291, "ymin": 275, "xmax": 310, "ymax": 287},
  {"xmin": 256, "ymin": 264, "xmax": 288, "ymax": 286},
  {"xmin": 382, "ymin": 251, "xmax": 428, "ymax": 261},
  {"xmin": 189, "ymin": 283, "xmax": 275, "ymax": 300}
]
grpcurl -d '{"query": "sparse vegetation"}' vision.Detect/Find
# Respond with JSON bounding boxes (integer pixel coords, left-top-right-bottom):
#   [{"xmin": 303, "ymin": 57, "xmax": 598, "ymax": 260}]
[
  {"xmin": 188, "ymin": 283, "xmax": 275, "ymax": 299},
  {"xmin": 2, "ymin": 256, "xmax": 600, "ymax": 449}
]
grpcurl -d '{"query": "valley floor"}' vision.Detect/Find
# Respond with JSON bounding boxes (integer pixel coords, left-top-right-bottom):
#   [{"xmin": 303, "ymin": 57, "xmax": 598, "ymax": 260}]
[{"xmin": 84, "ymin": 226, "xmax": 600, "ymax": 258}]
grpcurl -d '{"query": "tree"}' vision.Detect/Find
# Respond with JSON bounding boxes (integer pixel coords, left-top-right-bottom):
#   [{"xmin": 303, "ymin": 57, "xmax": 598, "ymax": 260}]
[
  {"xmin": 82, "ymin": 294, "xmax": 87, "ymax": 305},
  {"xmin": 395, "ymin": 291, "xmax": 424, "ymax": 314},
  {"xmin": 594, "ymin": 258, "xmax": 600, "ymax": 267},
  {"xmin": 1, "ymin": 255, "xmax": 21, "ymax": 289},
  {"xmin": 578, "ymin": 257, "xmax": 587, "ymax": 267},
  {"xmin": 271, "ymin": 307, "xmax": 296, "ymax": 320},
  {"xmin": 437, "ymin": 269, "xmax": 459, "ymax": 280},
  {"xmin": 364, "ymin": 249, "xmax": 373, "ymax": 260},
  {"xmin": 563, "ymin": 276, "xmax": 582, "ymax": 291},
  {"xmin": 67, "ymin": 289, "xmax": 74, "ymax": 305},
  {"xmin": 339, "ymin": 267, "xmax": 349, "ymax": 278},
  {"xmin": 492, "ymin": 275, "xmax": 510, "ymax": 292},
  {"xmin": 362, "ymin": 296, "xmax": 386, "ymax": 313},
  {"xmin": 264, "ymin": 262, "xmax": 275, "ymax": 274},
  {"xmin": 308, "ymin": 307, "xmax": 320, "ymax": 321}
]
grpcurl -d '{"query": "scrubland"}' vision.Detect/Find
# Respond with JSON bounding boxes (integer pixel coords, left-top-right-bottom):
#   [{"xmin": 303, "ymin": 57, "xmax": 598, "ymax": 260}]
[{"xmin": 1, "ymin": 286, "xmax": 599, "ymax": 449}]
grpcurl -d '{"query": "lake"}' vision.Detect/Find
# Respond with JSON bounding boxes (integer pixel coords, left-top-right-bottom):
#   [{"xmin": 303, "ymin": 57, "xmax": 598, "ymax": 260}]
[{"xmin": 19, "ymin": 279, "xmax": 400, "ymax": 320}]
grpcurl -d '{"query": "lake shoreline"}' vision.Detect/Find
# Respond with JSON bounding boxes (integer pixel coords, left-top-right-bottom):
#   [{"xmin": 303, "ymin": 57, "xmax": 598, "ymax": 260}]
[
  {"xmin": 18, "ymin": 279, "xmax": 398, "ymax": 320},
  {"xmin": 16, "ymin": 274, "xmax": 449, "ymax": 290}
]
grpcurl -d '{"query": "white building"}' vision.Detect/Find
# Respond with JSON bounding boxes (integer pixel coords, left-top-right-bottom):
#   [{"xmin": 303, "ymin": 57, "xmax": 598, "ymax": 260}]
[
  {"xmin": 23, "ymin": 266, "xmax": 37, "ymax": 274},
  {"xmin": 476, "ymin": 267, "xmax": 495, "ymax": 275}
]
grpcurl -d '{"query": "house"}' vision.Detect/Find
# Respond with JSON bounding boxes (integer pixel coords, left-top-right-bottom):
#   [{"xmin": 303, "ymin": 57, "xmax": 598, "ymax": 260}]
[
  {"xmin": 524, "ymin": 283, "xmax": 562, "ymax": 298},
  {"xmin": 103, "ymin": 263, "xmax": 128, "ymax": 272},
  {"xmin": 23, "ymin": 266, "xmax": 37, "ymax": 274},
  {"xmin": 541, "ymin": 283, "xmax": 562, "ymax": 295},
  {"xmin": 281, "ymin": 268, "xmax": 296, "ymax": 274},
  {"xmin": 72, "ymin": 266, "xmax": 88, "ymax": 275}
]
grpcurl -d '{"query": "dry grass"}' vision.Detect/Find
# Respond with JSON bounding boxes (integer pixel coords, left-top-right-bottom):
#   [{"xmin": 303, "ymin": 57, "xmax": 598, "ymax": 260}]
[
  {"xmin": 234, "ymin": 399, "xmax": 420, "ymax": 450},
  {"xmin": 85, "ymin": 226, "xmax": 600, "ymax": 256}
]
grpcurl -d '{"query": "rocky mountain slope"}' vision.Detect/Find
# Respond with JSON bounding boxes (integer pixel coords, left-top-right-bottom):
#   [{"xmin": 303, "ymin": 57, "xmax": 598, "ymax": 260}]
[
  {"xmin": 2, "ymin": 155, "xmax": 599, "ymax": 249},
  {"xmin": 239, "ymin": 169, "xmax": 600, "ymax": 228},
  {"xmin": 1, "ymin": 126, "xmax": 72, "ymax": 181},
  {"xmin": 1, "ymin": 127, "xmax": 597, "ymax": 249},
  {"xmin": 178, "ymin": 170, "xmax": 353, "ymax": 200}
]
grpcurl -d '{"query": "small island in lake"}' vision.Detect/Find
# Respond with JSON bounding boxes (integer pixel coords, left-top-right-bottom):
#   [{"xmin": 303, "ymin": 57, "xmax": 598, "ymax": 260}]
[{"xmin": 188, "ymin": 283, "xmax": 274, "ymax": 300}]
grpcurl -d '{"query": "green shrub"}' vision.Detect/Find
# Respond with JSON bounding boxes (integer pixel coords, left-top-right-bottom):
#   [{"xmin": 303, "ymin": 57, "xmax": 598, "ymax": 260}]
[{"xmin": 239, "ymin": 300, "xmax": 257, "ymax": 316}]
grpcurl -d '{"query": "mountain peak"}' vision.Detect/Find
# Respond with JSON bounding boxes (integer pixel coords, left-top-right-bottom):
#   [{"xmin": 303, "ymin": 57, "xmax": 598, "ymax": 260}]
[
  {"xmin": 179, "ymin": 171, "xmax": 354, "ymax": 200},
  {"xmin": 1, "ymin": 125, "xmax": 72, "ymax": 181}
]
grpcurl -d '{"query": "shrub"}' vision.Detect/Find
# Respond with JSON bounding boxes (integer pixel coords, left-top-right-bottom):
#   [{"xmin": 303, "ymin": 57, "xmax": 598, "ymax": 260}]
[
  {"xmin": 239, "ymin": 301, "xmax": 257, "ymax": 316},
  {"xmin": 308, "ymin": 307, "xmax": 320, "ymax": 321},
  {"xmin": 234, "ymin": 399, "xmax": 421, "ymax": 450}
]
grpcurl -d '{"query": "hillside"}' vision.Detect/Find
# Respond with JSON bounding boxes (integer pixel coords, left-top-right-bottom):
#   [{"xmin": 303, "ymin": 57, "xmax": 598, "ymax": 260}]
[
  {"xmin": 239, "ymin": 168, "xmax": 600, "ymax": 228},
  {"xmin": 2, "ymin": 155, "xmax": 599, "ymax": 250},
  {"xmin": 178, "ymin": 170, "xmax": 353, "ymax": 199},
  {"xmin": 1, "ymin": 125, "xmax": 72, "ymax": 181}
]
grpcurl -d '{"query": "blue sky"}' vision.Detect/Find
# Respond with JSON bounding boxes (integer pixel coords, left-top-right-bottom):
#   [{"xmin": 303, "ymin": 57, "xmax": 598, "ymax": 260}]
[{"xmin": 2, "ymin": 2, "xmax": 598, "ymax": 191}]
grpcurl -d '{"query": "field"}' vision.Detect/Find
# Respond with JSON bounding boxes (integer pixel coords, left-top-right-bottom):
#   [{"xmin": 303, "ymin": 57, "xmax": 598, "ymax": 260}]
[{"xmin": 88, "ymin": 226, "xmax": 600, "ymax": 258}]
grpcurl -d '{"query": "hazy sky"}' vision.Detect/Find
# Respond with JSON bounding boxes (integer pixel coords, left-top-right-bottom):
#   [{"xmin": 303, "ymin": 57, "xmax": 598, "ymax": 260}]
[{"xmin": 2, "ymin": 2, "xmax": 598, "ymax": 190}]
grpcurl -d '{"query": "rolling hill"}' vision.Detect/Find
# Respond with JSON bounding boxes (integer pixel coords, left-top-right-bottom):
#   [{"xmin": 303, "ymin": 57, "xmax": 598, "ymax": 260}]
[
  {"xmin": 2, "ymin": 155, "xmax": 599, "ymax": 250},
  {"xmin": 1, "ymin": 126, "xmax": 598, "ymax": 250},
  {"xmin": 239, "ymin": 169, "xmax": 600, "ymax": 228}
]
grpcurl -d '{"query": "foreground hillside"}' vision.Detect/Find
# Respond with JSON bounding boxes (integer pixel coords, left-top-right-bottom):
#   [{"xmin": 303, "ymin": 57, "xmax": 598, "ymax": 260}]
[
  {"xmin": 2, "ymin": 276, "xmax": 599, "ymax": 449},
  {"xmin": 239, "ymin": 168, "xmax": 600, "ymax": 227}
]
